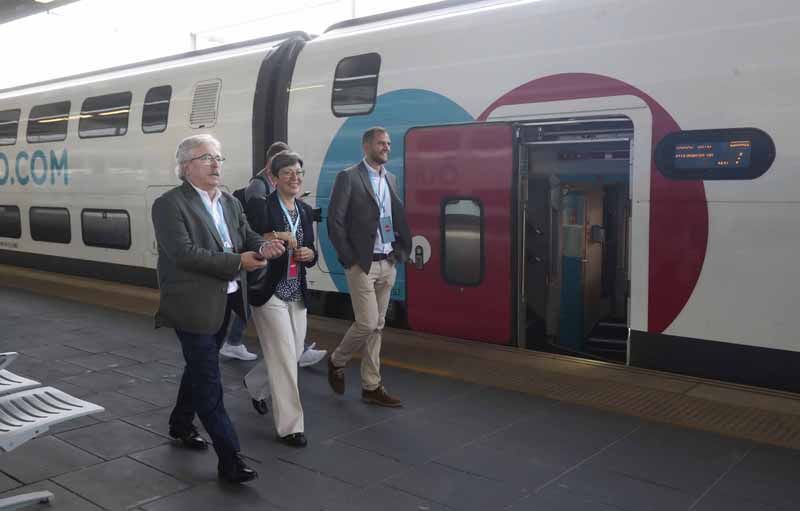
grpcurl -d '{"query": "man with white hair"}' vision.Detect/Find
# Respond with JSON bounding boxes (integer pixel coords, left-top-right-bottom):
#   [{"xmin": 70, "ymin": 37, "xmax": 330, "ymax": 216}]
[{"xmin": 151, "ymin": 134, "xmax": 284, "ymax": 484}]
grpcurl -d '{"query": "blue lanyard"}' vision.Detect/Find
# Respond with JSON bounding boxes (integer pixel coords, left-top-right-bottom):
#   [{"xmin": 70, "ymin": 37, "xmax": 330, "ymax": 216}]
[
  {"xmin": 201, "ymin": 195, "xmax": 233, "ymax": 251},
  {"xmin": 278, "ymin": 198, "xmax": 300, "ymax": 237},
  {"xmin": 374, "ymin": 174, "xmax": 389, "ymax": 215}
]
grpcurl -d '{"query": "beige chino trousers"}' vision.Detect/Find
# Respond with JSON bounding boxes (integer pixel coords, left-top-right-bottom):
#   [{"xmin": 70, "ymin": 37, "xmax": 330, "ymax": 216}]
[
  {"xmin": 245, "ymin": 295, "xmax": 306, "ymax": 437},
  {"xmin": 331, "ymin": 260, "xmax": 396, "ymax": 391}
]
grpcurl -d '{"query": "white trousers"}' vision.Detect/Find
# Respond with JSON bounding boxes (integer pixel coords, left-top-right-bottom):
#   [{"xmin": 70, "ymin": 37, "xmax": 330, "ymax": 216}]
[
  {"xmin": 244, "ymin": 295, "xmax": 306, "ymax": 437},
  {"xmin": 331, "ymin": 260, "xmax": 396, "ymax": 391}
]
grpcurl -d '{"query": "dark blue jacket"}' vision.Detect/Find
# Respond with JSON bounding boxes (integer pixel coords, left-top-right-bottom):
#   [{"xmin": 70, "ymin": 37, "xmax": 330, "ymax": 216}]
[{"xmin": 247, "ymin": 192, "xmax": 317, "ymax": 308}]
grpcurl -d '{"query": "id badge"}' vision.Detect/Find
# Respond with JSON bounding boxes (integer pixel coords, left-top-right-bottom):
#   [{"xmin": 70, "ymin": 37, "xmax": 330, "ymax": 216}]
[
  {"xmin": 286, "ymin": 249, "xmax": 299, "ymax": 281},
  {"xmin": 223, "ymin": 241, "xmax": 233, "ymax": 253},
  {"xmin": 379, "ymin": 216, "xmax": 396, "ymax": 243}
]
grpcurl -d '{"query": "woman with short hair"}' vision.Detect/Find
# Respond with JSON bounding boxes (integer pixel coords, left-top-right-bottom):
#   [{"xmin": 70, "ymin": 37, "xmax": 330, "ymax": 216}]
[{"xmin": 244, "ymin": 151, "xmax": 316, "ymax": 447}]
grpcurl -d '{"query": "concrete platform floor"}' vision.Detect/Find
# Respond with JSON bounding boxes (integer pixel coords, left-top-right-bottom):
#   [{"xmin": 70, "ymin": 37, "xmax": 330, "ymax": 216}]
[{"xmin": 1, "ymin": 285, "xmax": 799, "ymax": 510}]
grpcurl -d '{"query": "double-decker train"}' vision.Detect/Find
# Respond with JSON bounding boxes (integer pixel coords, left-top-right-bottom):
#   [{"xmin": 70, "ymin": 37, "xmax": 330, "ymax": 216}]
[{"xmin": 0, "ymin": 0, "xmax": 797, "ymax": 392}]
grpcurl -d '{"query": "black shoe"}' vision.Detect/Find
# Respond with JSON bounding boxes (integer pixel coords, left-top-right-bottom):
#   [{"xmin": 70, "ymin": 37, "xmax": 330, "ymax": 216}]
[
  {"xmin": 218, "ymin": 453, "xmax": 258, "ymax": 484},
  {"xmin": 243, "ymin": 377, "xmax": 269, "ymax": 415},
  {"xmin": 278, "ymin": 432, "xmax": 307, "ymax": 448},
  {"xmin": 169, "ymin": 426, "xmax": 209, "ymax": 451},
  {"xmin": 252, "ymin": 398, "xmax": 268, "ymax": 415}
]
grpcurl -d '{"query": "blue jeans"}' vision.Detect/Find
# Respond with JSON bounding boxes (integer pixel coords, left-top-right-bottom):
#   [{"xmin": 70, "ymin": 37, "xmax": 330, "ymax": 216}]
[
  {"xmin": 225, "ymin": 313, "xmax": 247, "ymax": 346},
  {"xmin": 169, "ymin": 294, "xmax": 241, "ymax": 467}
]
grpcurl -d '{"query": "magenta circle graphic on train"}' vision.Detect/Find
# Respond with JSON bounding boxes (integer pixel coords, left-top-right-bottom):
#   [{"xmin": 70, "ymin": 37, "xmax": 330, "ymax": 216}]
[{"xmin": 318, "ymin": 77, "xmax": 707, "ymax": 334}]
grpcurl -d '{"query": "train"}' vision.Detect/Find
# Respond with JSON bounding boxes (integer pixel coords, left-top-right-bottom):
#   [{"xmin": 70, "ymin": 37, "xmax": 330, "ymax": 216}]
[{"xmin": 0, "ymin": 0, "xmax": 797, "ymax": 392}]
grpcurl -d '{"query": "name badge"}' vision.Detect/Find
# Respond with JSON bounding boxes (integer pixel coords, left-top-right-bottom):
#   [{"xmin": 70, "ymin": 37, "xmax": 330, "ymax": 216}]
[
  {"xmin": 286, "ymin": 249, "xmax": 299, "ymax": 281},
  {"xmin": 223, "ymin": 241, "xmax": 233, "ymax": 253},
  {"xmin": 379, "ymin": 216, "xmax": 395, "ymax": 243}
]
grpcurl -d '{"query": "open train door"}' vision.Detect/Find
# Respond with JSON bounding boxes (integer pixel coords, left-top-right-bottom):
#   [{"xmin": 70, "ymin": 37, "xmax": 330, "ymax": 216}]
[{"xmin": 404, "ymin": 123, "xmax": 515, "ymax": 344}]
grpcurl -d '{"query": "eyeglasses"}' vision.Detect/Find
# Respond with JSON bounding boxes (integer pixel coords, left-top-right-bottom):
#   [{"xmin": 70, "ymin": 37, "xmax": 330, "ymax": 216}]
[
  {"xmin": 278, "ymin": 169, "xmax": 305, "ymax": 178},
  {"xmin": 188, "ymin": 154, "xmax": 226, "ymax": 164}
]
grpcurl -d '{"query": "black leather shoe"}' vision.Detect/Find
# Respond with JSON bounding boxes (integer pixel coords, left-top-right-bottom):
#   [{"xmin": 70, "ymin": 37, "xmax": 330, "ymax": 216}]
[
  {"xmin": 218, "ymin": 453, "xmax": 258, "ymax": 484},
  {"xmin": 243, "ymin": 377, "xmax": 269, "ymax": 415},
  {"xmin": 252, "ymin": 398, "xmax": 268, "ymax": 415},
  {"xmin": 169, "ymin": 426, "xmax": 209, "ymax": 451},
  {"xmin": 278, "ymin": 432, "xmax": 307, "ymax": 448}
]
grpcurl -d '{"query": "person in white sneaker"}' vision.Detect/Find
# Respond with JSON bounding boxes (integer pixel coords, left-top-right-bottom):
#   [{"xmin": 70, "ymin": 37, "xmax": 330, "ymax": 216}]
[
  {"xmin": 298, "ymin": 342, "xmax": 327, "ymax": 367},
  {"xmin": 219, "ymin": 313, "xmax": 258, "ymax": 361}
]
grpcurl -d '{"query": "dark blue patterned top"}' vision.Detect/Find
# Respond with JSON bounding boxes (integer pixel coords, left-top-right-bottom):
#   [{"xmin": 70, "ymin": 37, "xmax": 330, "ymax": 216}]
[{"xmin": 274, "ymin": 207, "xmax": 303, "ymax": 302}]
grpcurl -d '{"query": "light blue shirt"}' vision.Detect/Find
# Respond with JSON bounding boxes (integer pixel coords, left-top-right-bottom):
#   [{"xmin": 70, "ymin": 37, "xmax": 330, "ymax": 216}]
[{"xmin": 363, "ymin": 158, "xmax": 393, "ymax": 255}]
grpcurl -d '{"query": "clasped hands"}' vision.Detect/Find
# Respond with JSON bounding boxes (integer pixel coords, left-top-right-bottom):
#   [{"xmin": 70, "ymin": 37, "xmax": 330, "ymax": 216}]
[
  {"xmin": 240, "ymin": 239, "xmax": 286, "ymax": 271},
  {"xmin": 264, "ymin": 231, "xmax": 315, "ymax": 262}
]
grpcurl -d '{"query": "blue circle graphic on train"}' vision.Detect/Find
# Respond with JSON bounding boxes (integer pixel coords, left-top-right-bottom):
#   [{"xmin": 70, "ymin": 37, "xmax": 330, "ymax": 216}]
[{"xmin": 316, "ymin": 89, "xmax": 473, "ymax": 297}]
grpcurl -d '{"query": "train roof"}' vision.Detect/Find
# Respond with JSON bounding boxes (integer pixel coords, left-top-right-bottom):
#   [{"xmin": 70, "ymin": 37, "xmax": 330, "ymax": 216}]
[{"xmin": 0, "ymin": 31, "xmax": 311, "ymax": 98}]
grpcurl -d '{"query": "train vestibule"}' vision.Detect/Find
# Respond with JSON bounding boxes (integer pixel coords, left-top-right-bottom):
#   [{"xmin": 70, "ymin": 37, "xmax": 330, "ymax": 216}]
[{"xmin": 519, "ymin": 117, "xmax": 632, "ymax": 362}]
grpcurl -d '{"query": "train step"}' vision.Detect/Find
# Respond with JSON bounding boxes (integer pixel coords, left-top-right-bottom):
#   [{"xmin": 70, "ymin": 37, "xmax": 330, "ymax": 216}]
[{"xmin": 592, "ymin": 321, "xmax": 629, "ymax": 340}]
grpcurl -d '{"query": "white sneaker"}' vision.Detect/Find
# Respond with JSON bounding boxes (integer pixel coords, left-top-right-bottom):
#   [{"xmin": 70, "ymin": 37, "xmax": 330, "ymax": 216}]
[
  {"xmin": 298, "ymin": 343, "xmax": 327, "ymax": 368},
  {"xmin": 219, "ymin": 342, "xmax": 258, "ymax": 361}
]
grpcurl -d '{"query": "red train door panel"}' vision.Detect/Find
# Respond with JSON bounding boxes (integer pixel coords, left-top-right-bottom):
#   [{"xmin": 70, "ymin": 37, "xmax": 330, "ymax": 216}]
[{"xmin": 405, "ymin": 123, "xmax": 515, "ymax": 344}]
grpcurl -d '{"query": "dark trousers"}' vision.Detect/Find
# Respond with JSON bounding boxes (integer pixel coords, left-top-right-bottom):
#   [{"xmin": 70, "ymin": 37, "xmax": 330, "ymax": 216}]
[{"xmin": 169, "ymin": 293, "xmax": 241, "ymax": 467}]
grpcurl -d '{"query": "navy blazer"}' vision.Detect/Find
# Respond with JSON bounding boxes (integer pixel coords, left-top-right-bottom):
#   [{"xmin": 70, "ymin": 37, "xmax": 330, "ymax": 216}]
[{"xmin": 247, "ymin": 192, "xmax": 318, "ymax": 308}]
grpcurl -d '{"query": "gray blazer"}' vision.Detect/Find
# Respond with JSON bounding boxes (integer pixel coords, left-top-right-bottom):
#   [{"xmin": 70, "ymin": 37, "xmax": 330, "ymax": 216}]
[
  {"xmin": 327, "ymin": 161, "xmax": 411, "ymax": 274},
  {"xmin": 152, "ymin": 181, "xmax": 265, "ymax": 335}
]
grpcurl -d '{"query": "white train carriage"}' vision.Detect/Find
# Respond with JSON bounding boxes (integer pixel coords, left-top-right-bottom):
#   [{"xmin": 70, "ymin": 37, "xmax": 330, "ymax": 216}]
[{"xmin": 0, "ymin": 0, "xmax": 797, "ymax": 393}]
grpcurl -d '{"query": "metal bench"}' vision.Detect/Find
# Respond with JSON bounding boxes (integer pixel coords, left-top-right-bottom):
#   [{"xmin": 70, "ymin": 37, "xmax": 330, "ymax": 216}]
[
  {"xmin": 0, "ymin": 353, "xmax": 104, "ymax": 510},
  {"xmin": 0, "ymin": 352, "xmax": 41, "ymax": 398},
  {"xmin": 0, "ymin": 371, "xmax": 40, "ymax": 397}
]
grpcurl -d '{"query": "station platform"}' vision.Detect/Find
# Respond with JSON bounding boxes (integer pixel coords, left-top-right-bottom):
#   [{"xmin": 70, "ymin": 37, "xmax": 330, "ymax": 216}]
[{"xmin": 1, "ymin": 265, "xmax": 799, "ymax": 510}]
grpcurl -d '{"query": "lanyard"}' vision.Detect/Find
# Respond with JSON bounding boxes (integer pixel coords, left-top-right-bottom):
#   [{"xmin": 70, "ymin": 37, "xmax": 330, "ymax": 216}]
[
  {"xmin": 374, "ymin": 173, "xmax": 389, "ymax": 215},
  {"xmin": 201, "ymin": 194, "xmax": 233, "ymax": 251},
  {"xmin": 278, "ymin": 198, "xmax": 300, "ymax": 237}
]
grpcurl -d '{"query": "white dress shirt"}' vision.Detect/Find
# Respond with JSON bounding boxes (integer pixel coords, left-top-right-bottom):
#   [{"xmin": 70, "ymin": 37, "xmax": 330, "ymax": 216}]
[
  {"xmin": 363, "ymin": 159, "xmax": 394, "ymax": 255},
  {"xmin": 190, "ymin": 183, "xmax": 239, "ymax": 294}
]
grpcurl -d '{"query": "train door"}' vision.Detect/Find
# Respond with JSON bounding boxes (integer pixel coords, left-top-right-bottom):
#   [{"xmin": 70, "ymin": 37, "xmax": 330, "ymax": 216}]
[{"xmin": 405, "ymin": 123, "xmax": 515, "ymax": 344}]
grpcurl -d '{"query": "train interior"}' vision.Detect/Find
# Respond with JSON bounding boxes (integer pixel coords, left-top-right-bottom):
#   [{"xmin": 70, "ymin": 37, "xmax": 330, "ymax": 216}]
[{"xmin": 520, "ymin": 117, "xmax": 632, "ymax": 363}]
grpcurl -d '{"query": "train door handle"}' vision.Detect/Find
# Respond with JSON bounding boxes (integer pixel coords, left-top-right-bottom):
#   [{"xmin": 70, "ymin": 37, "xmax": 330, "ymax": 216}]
[{"xmin": 415, "ymin": 246, "xmax": 424, "ymax": 270}]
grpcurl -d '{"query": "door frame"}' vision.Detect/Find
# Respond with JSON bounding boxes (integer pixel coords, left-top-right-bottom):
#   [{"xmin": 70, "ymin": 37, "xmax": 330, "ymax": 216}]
[{"xmin": 493, "ymin": 96, "xmax": 653, "ymax": 354}]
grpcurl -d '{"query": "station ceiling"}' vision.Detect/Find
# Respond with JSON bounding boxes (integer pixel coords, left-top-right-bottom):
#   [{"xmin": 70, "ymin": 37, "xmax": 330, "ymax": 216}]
[{"xmin": 0, "ymin": 0, "xmax": 80, "ymax": 24}]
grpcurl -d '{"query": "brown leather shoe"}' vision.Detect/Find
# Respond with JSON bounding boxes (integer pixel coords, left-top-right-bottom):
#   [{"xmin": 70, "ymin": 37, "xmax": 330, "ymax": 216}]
[
  {"xmin": 328, "ymin": 357, "xmax": 345, "ymax": 395},
  {"xmin": 362, "ymin": 385, "xmax": 402, "ymax": 407}
]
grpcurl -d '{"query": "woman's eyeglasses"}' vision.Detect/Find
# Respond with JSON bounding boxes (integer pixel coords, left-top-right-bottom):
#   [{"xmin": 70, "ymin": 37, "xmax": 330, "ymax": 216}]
[{"xmin": 278, "ymin": 169, "xmax": 305, "ymax": 178}]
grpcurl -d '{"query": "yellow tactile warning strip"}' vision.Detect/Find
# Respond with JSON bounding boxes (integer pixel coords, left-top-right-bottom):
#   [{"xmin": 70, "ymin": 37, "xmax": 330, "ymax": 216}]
[{"xmin": 3, "ymin": 263, "xmax": 800, "ymax": 450}]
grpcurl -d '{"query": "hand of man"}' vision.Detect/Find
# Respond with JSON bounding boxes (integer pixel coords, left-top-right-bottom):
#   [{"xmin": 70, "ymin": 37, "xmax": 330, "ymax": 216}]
[
  {"xmin": 241, "ymin": 251, "xmax": 268, "ymax": 271},
  {"xmin": 259, "ymin": 240, "xmax": 286, "ymax": 260},
  {"xmin": 294, "ymin": 246, "xmax": 314, "ymax": 262}
]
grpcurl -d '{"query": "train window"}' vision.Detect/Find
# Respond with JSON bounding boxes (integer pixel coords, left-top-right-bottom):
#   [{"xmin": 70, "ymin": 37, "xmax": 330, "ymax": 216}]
[
  {"xmin": 0, "ymin": 109, "xmax": 20, "ymax": 146},
  {"xmin": 142, "ymin": 86, "xmax": 172, "ymax": 133},
  {"xmin": 27, "ymin": 102, "xmax": 70, "ymax": 143},
  {"xmin": 79, "ymin": 92, "xmax": 132, "ymax": 138},
  {"xmin": 331, "ymin": 53, "xmax": 381, "ymax": 116},
  {"xmin": 0, "ymin": 205, "xmax": 21, "ymax": 239},
  {"xmin": 655, "ymin": 128, "xmax": 776, "ymax": 180},
  {"xmin": 30, "ymin": 207, "xmax": 71, "ymax": 244},
  {"xmin": 442, "ymin": 198, "xmax": 483, "ymax": 286},
  {"xmin": 81, "ymin": 209, "xmax": 131, "ymax": 250},
  {"xmin": 190, "ymin": 80, "xmax": 221, "ymax": 129}
]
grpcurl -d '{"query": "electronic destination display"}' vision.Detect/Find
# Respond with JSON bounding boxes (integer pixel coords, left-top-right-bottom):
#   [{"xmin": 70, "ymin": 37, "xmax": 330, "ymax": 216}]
[
  {"xmin": 674, "ymin": 140, "xmax": 752, "ymax": 169},
  {"xmin": 655, "ymin": 128, "xmax": 775, "ymax": 180}
]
